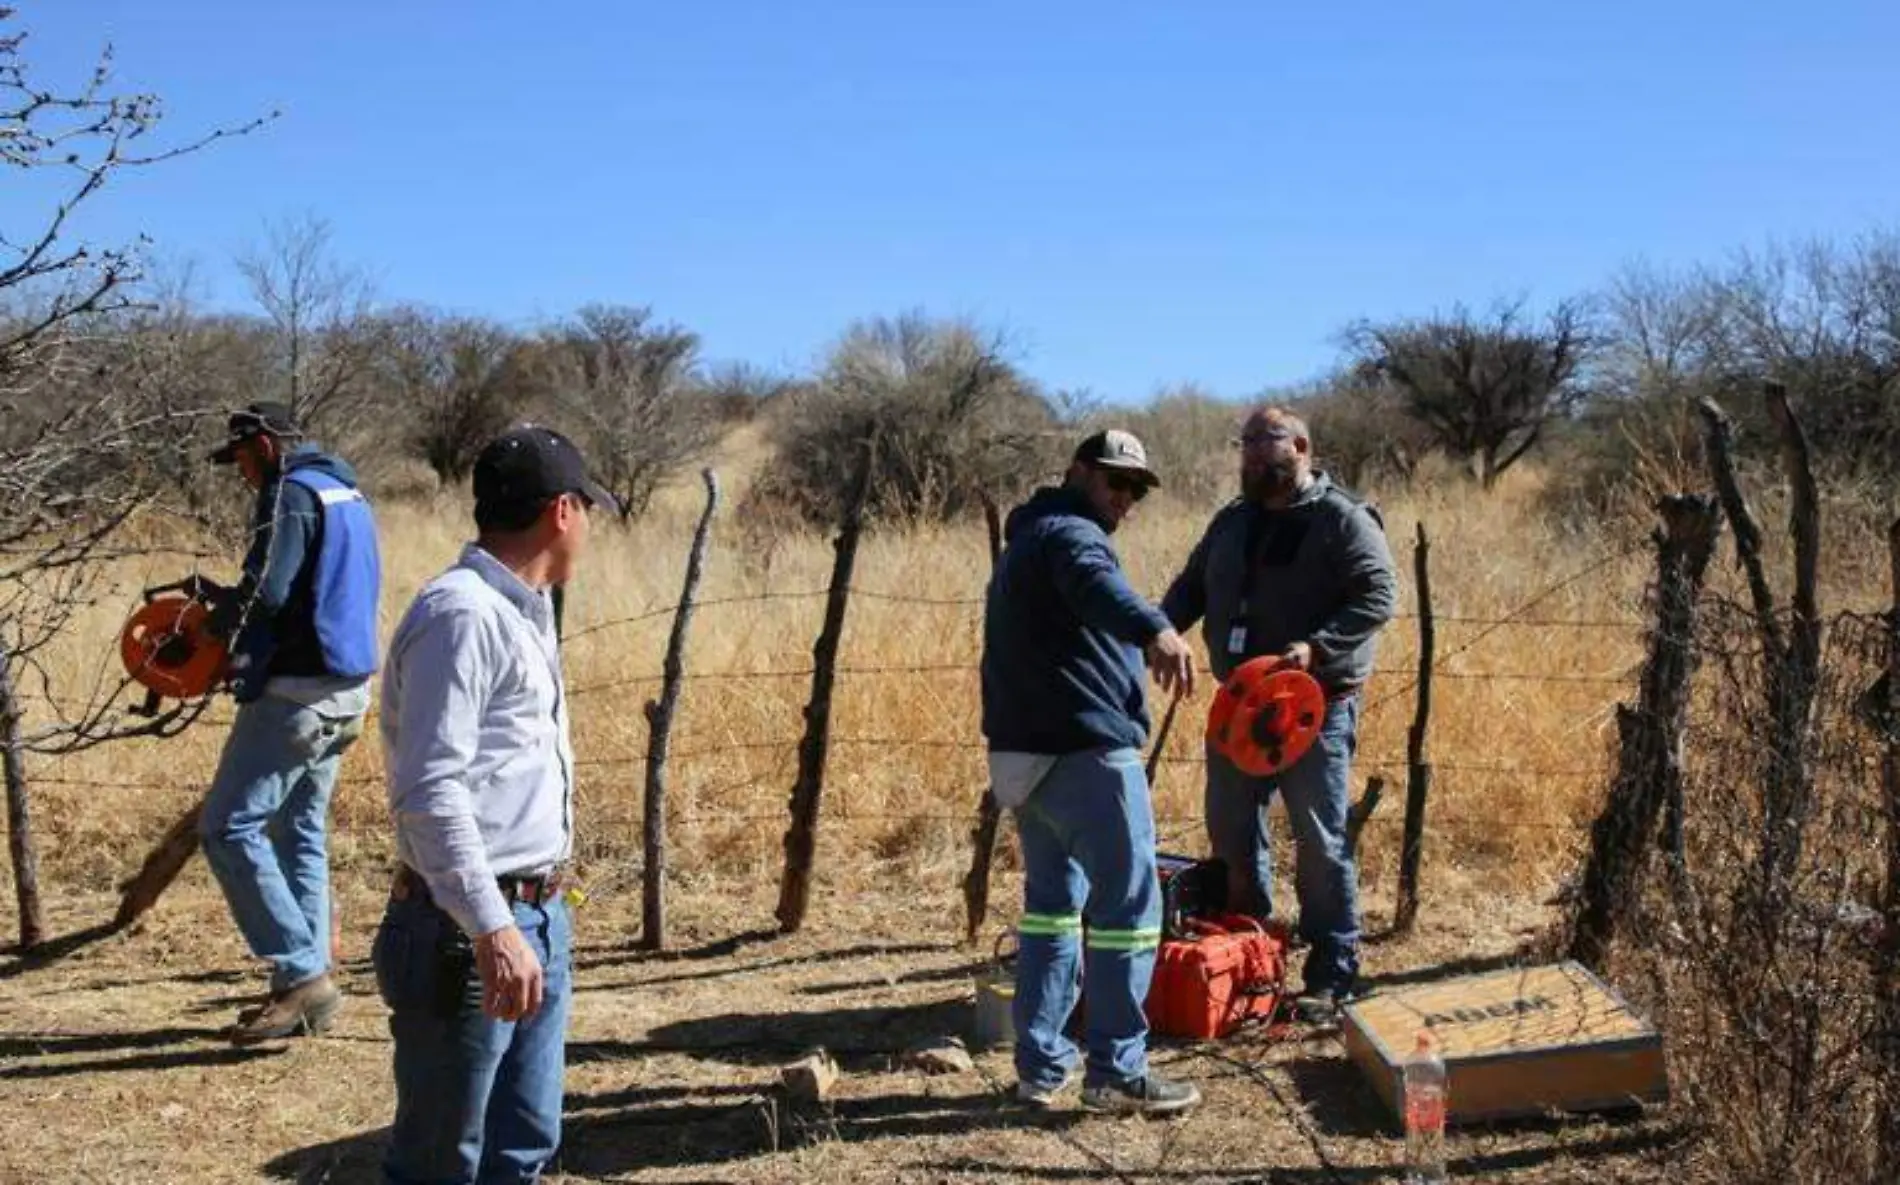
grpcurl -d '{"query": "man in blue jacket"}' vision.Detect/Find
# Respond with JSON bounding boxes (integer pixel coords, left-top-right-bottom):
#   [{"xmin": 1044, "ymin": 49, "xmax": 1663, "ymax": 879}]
[
  {"xmin": 981, "ymin": 428, "xmax": 1201, "ymax": 1116},
  {"xmin": 199, "ymin": 402, "xmax": 383, "ymax": 1044},
  {"xmin": 1161, "ymin": 406, "xmax": 1396, "ymax": 1020}
]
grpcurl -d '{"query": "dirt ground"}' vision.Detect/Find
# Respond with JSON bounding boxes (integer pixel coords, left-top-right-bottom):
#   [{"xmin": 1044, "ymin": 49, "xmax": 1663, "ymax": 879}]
[{"xmin": 0, "ymin": 868, "xmax": 1685, "ymax": 1184}]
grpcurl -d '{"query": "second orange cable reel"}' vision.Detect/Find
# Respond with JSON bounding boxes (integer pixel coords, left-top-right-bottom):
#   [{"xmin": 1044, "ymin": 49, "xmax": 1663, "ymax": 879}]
[{"xmin": 1205, "ymin": 653, "xmax": 1327, "ymax": 776}]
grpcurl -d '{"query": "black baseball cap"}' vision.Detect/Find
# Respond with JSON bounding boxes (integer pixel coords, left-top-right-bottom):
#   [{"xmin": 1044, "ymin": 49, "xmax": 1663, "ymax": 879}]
[
  {"xmin": 473, "ymin": 424, "xmax": 618, "ymax": 522},
  {"xmin": 210, "ymin": 401, "xmax": 301, "ymax": 464}
]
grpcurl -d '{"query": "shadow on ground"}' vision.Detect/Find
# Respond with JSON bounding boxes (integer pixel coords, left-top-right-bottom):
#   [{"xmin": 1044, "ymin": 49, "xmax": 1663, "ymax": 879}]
[
  {"xmin": 0, "ymin": 1024, "xmax": 286, "ymax": 1080},
  {"xmin": 924, "ymin": 1120, "xmax": 1684, "ymax": 1183},
  {"xmin": 798, "ymin": 960, "xmax": 985, "ymax": 997},
  {"xmin": 0, "ymin": 923, "xmax": 126, "ymax": 978},
  {"xmin": 1354, "ymin": 947, "xmax": 1533, "ymax": 988},
  {"xmin": 262, "ymin": 1079, "xmax": 1079, "ymax": 1181},
  {"xmin": 576, "ymin": 995, "xmax": 973, "ymax": 1067},
  {"xmin": 575, "ymin": 937, "xmax": 952, "ymax": 991}
]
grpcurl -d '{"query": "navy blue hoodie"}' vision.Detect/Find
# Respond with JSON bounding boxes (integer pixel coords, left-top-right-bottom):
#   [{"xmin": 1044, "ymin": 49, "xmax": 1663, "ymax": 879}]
[{"xmin": 980, "ymin": 485, "xmax": 1172, "ymax": 754}]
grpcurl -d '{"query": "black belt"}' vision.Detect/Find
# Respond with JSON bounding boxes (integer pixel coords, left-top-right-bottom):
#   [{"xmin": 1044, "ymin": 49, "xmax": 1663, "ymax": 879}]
[{"xmin": 394, "ymin": 865, "xmax": 567, "ymax": 909}]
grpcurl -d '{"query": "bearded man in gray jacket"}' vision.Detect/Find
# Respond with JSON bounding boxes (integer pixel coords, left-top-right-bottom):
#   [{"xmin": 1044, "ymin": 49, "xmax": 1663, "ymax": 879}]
[{"xmin": 1161, "ymin": 406, "xmax": 1397, "ymax": 1018}]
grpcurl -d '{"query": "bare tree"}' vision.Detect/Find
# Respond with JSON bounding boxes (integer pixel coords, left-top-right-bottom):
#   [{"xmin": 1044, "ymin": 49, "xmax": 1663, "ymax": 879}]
[
  {"xmin": 235, "ymin": 213, "xmax": 379, "ymax": 439},
  {"xmin": 1705, "ymin": 234, "xmax": 1900, "ymax": 471},
  {"xmin": 1, "ymin": 7, "xmax": 266, "ymax": 947},
  {"xmin": 1344, "ymin": 298, "xmax": 1591, "ymax": 489},
  {"xmin": 539, "ymin": 304, "xmax": 718, "ymax": 519},
  {"xmin": 381, "ymin": 307, "xmax": 532, "ymax": 484},
  {"xmin": 1558, "ymin": 234, "xmax": 1900, "ymax": 515},
  {"xmin": 1596, "ymin": 261, "xmax": 1726, "ymax": 402},
  {"xmin": 75, "ymin": 267, "xmax": 278, "ymax": 526}
]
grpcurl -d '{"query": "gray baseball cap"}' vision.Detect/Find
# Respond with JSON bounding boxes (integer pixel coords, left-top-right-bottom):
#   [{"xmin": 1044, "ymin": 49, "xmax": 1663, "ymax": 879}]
[{"xmin": 1073, "ymin": 428, "xmax": 1160, "ymax": 488}]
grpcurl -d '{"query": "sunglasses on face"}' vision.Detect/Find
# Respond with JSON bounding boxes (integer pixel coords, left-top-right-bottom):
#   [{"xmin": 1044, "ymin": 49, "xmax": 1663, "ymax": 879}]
[
  {"xmin": 1100, "ymin": 470, "xmax": 1150, "ymax": 501},
  {"xmin": 1231, "ymin": 428, "xmax": 1293, "ymax": 450}
]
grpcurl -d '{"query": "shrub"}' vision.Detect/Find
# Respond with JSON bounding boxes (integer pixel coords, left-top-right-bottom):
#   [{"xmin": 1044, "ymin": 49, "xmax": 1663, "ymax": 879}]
[{"xmin": 746, "ymin": 313, "xmax": 1059, "ymax": 525}]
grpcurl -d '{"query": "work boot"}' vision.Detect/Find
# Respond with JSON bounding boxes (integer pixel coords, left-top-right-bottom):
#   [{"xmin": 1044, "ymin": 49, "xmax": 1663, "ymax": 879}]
[
  {"xmin": 1291, "ymin": 976, "xmax": 1360, "ymax": 1025},
  {"xmin": 1291, "ymin": 989, "xmax": 1342, "ymax": 1026},
  {"xmin": 1014, "ymin": 1066, "xmax": 1078, "ymax": 1109},
  {"xmin": 227, "ymin": 974, "xmax": 341, "ymax": 1045},
  {"xmin": 1080, "ymin": 1073, "xmax": 1201, "ymax": 1117}
]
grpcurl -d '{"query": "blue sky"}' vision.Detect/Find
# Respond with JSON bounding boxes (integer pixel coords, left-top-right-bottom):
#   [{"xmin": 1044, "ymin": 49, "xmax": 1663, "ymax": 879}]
[{"xmin": 7, "ymin": 1, "xmax": 1897, "ymax": 401}]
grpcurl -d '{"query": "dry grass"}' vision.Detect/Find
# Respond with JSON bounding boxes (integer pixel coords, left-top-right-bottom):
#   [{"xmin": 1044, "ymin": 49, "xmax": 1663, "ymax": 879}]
[
  {"xmin": 19, "ymin": 459, "xmax": 1669, "ymax": 907},
  {"xmin": 19, "ymin": 447, "xmax": 1894, "ymax": 937},
  {"xmin": 5, "ymin": 448, "xmax": 1893, "ymax": 1182}
]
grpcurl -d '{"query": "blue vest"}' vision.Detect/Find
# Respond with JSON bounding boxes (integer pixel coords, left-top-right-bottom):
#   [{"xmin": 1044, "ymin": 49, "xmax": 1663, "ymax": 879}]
[{"xmin": 284, "ymin": 467, "xmax": 382, "ymax": 678}]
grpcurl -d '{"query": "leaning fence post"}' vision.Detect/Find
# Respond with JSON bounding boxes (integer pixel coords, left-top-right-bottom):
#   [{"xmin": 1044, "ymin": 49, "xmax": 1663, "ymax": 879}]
[
  {"xmin": 1877, "ymin": 516, "xmax": 1900, "ymax": 1182},
  {"xmin": 1566, "ymin": 494, "xmax": 1720, "ymax": 971},
  {"xmin": 1345, "ymin": 776, "xmax": 1386, "ymax": 860},
  {"xmin": 776, "ymin": 436, "xmax": 875, "ymax": 934},
  {"xmin": 113, "ymin": 799, "xmax": 202, "ymax": 932},
  {"xmin": 640, "ymin": 468, "xmax": 719, "ymax": 952},
  {"xmin": 0, "ymin": 661, "xmax": 45, "ymax": 950},
  {"xmin": 961, "ymin": 493, "xmax": 1006, "ymax": 946},
  {"xmin": 1393, "ymin": 522, "xmax": 1435, "ymax": 933}
]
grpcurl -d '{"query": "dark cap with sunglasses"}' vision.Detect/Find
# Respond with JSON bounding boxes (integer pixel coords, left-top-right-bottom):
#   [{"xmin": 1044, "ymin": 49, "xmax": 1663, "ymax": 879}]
[{"xmin": 1073, "ymin": 429, "xmax": 1160, "ymax": 491}]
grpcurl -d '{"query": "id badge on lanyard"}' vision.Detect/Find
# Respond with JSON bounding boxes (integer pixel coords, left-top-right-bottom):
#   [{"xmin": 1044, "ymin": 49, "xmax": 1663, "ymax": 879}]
[{"xmin": 1231, "ymin": 507, "xmax": 1265, "ymax": 658}]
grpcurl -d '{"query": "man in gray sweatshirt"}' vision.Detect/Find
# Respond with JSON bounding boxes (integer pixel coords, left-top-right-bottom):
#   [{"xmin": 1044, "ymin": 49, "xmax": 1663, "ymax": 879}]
[{"xmin": 1161, "ymin": 406, "xmax": 1397, "ymax": 1016}]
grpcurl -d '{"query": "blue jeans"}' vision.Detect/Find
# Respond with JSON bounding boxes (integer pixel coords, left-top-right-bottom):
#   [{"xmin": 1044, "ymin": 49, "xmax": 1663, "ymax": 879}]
[
  {"xmin": 200, "ymin": 688, "xmax": 365, "ymax": 992},
  {"xmin": 1204, "ymin": 693, "xmax": 1362, "ymax": 994},
  {"xmin": 374, "ymin": 891, "xmax": 572, "ymax": 1185},
  {"xmin": 1012, "ymin": 747, "xmax": 1161, "ymax": 1092}
]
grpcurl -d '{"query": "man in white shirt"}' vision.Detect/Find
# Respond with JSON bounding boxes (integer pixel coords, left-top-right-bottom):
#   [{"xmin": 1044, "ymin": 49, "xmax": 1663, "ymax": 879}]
[{"xmin": 373, "ymin": 424, "xmax": 610, "ymax": 1184}]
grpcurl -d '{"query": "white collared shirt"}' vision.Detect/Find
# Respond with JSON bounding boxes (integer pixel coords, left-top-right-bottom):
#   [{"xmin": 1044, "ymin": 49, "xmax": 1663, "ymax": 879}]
[{"xmin": 380, "ymin": 544, "xmax": 575, "ymax": 936}]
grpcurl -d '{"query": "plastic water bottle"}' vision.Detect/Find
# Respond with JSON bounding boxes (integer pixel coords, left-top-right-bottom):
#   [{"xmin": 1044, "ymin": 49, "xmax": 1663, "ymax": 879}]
[{"xmin": 1403, "ymin": 1030, "xmax": 1448, "ymax": 1184}]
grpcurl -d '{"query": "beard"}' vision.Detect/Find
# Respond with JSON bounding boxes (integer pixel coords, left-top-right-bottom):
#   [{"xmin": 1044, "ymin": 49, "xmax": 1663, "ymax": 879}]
[{"xmin": 1242, "ymin": 454, "xmax": 1300, "ymax": 502}]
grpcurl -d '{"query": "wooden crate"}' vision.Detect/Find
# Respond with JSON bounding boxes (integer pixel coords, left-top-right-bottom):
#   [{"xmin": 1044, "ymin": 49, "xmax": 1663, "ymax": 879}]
[{"xmin": 1340, "ymin": 961, "xmax": 1668, "ymax": 1124}]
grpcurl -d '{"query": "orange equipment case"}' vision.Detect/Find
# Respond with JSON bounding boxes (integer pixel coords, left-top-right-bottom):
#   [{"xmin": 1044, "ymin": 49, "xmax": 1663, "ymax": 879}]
[{"xmin": 1145, "ymin": 912, "xmax": 1289, "ymax": 1040}]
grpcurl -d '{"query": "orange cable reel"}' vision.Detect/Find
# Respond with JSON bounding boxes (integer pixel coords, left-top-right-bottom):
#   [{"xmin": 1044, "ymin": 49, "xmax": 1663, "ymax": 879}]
[
  {"xmin": 1205, "ymin": 653, "xmax": 1327, "ymax": 777},
  {"xmin": 119, "ymin": 583, "xmax": 230, "ymax": 703}
]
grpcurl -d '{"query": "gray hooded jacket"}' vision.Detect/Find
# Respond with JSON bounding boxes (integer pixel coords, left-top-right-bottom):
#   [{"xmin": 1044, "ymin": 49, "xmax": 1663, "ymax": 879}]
[{"xmin": 1160, "ymin": 472, "xmax": 1398, "ymax": 694}]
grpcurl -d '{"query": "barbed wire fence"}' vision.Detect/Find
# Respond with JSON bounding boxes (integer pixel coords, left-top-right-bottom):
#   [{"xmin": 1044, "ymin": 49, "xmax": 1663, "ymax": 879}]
[
  {"xmin": 16, "ymin": 455, "xmax": 1668, "ymax": 957},
  {"xmin": 1546, "ymin": 385, "xmax": 1900, "ymax": 1185},
  {"xmin": 13, "ymin": 386, "xmax": 1900, "ymax": 1182}
]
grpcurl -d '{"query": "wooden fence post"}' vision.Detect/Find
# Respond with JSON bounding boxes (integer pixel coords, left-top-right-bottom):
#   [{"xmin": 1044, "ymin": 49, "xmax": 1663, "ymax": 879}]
[
  {"xmin": 1566, "ymin": 494, "xmax": 1720, "ymax": 970},
  {"xmin": 640, "ymin": 468, "xmax": 719, "ymax": 952},
  {"xmin": 1, "ymin": 661, "xmax": 45, "ymax": 950},
  {"xmin": 1393, "ymin": 522, "xmax": 1435, "ymax": 933},
  {"xmin": 1876, "ymin": 517, "xmax": 1900, "ymax": 1183},
  {"xmin": 776, "ymin": 437, "xmax": 875, "ymax": 934},
  {"xmin": 961, "ymin": 493, "xmax": 1006, "ymax": 946},
  {"xmin": 1698, "ymin": 386, "xmax": 1821, "ymax": 942}
]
